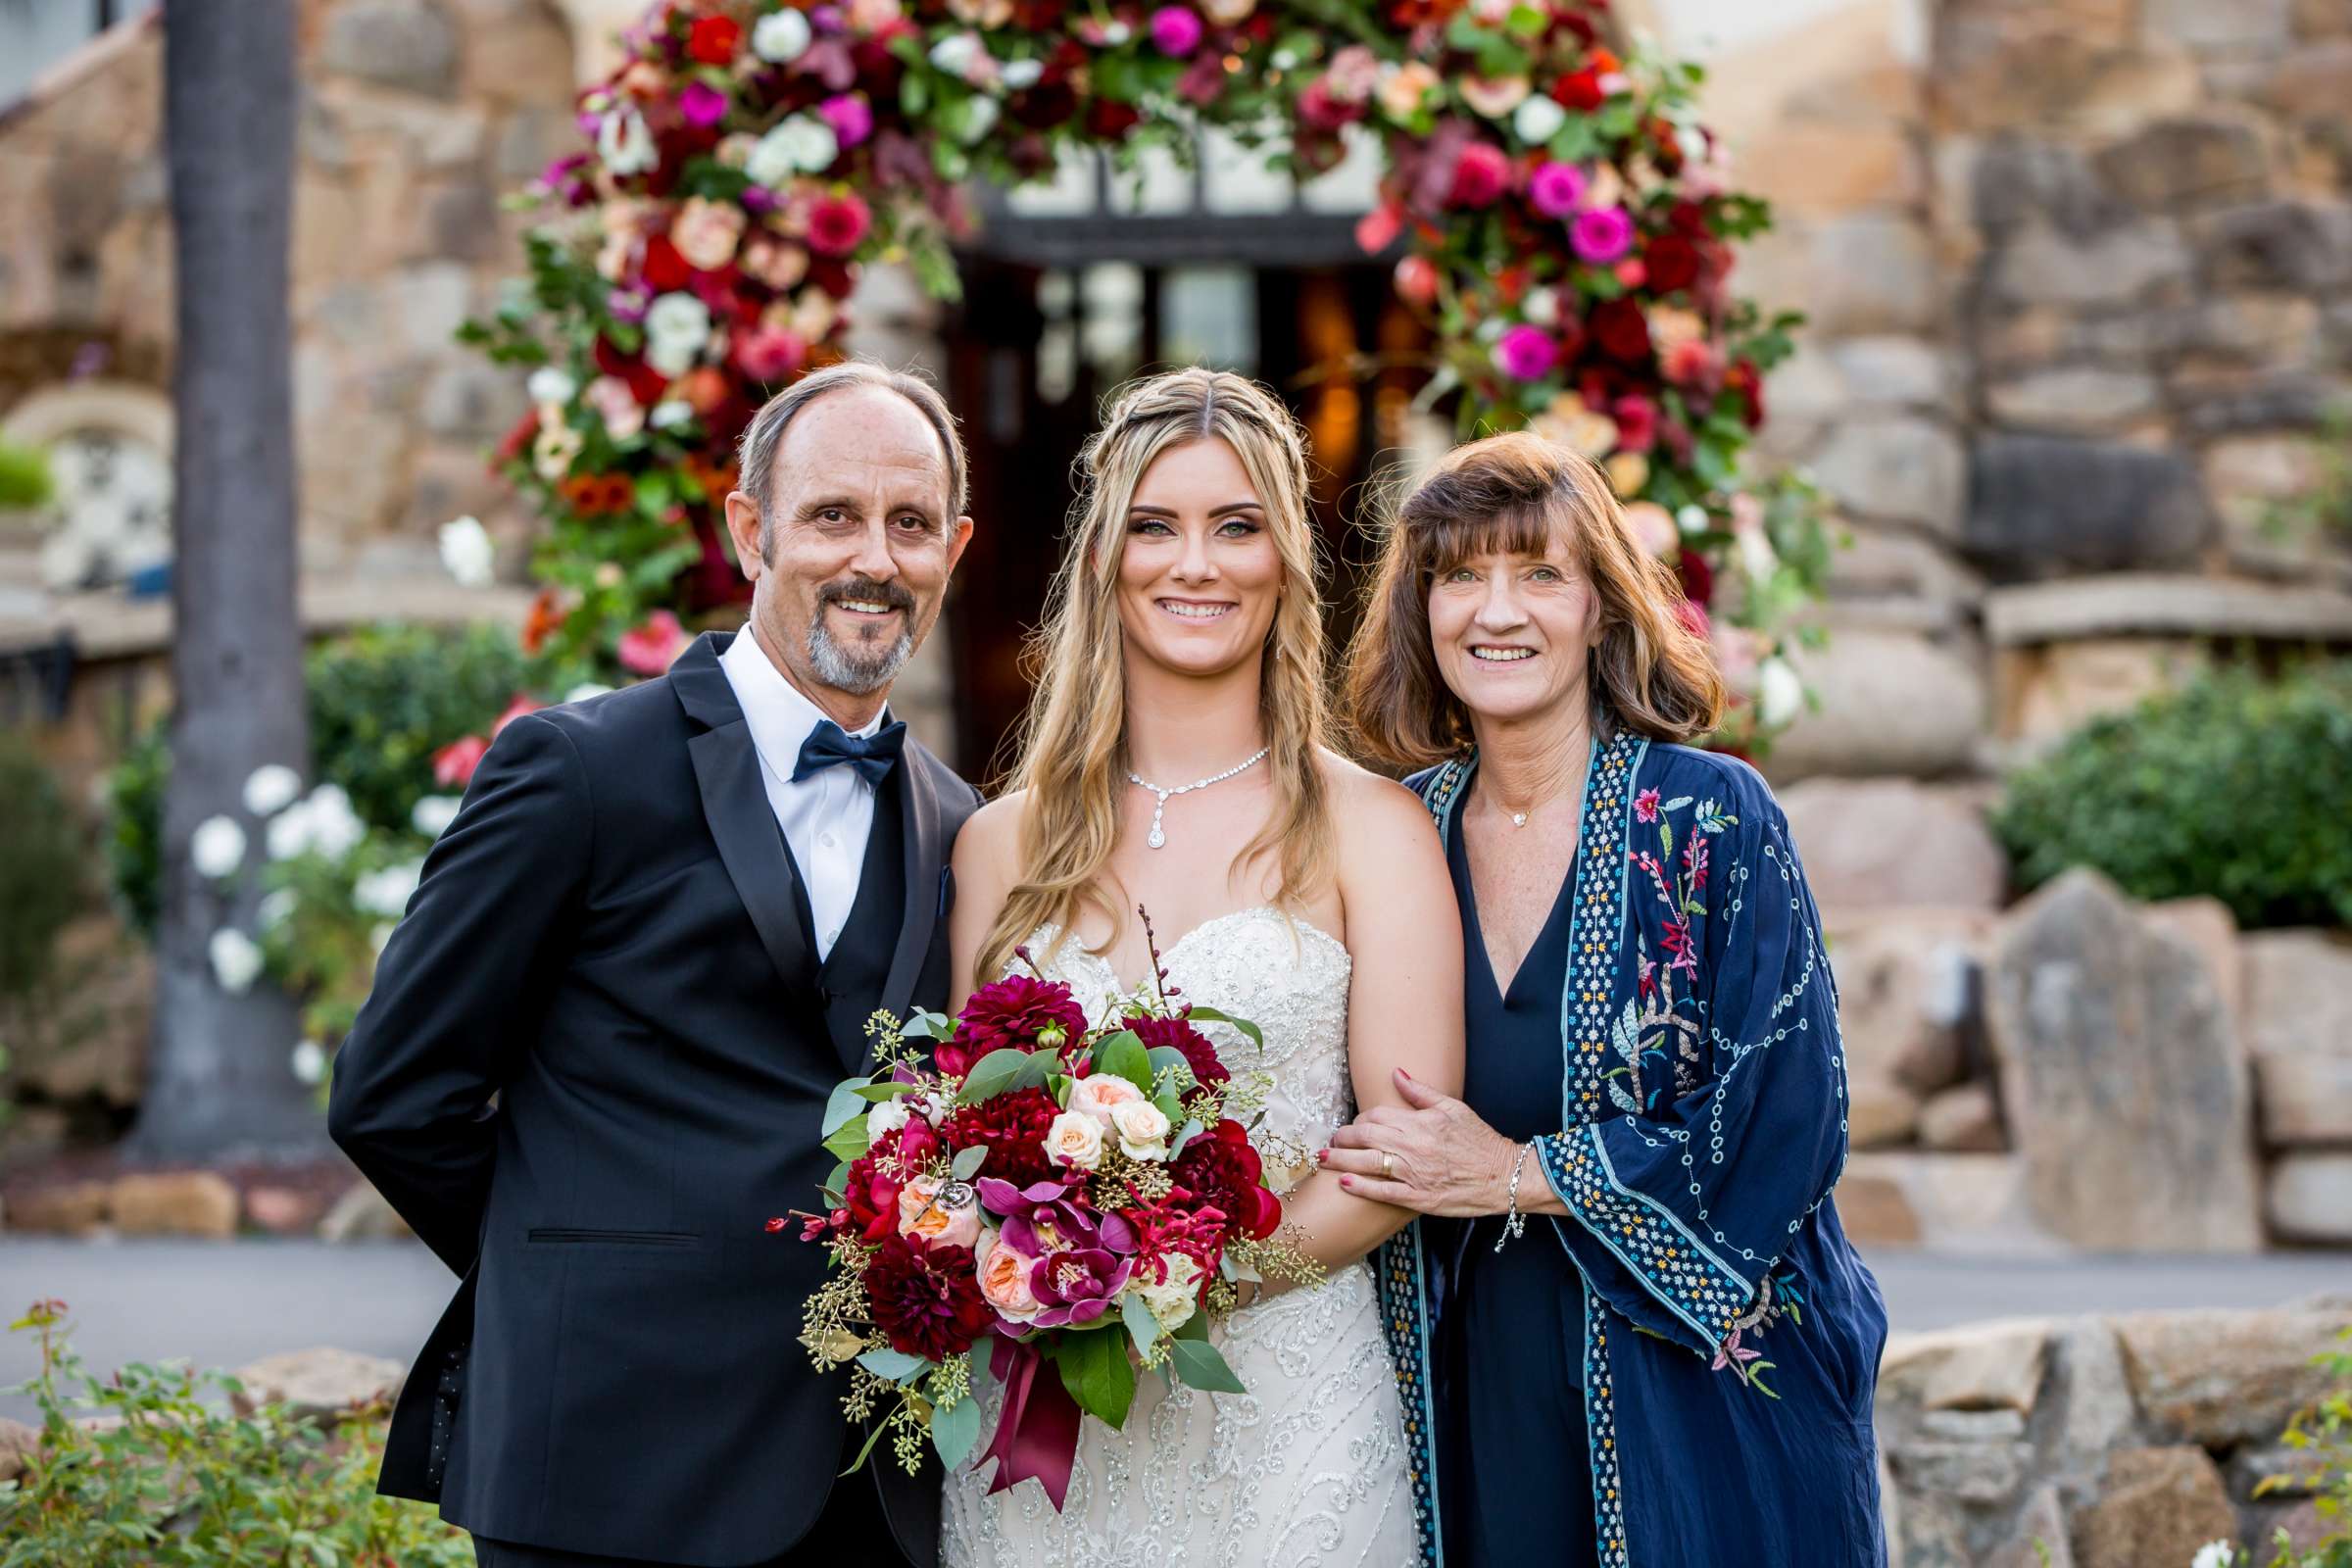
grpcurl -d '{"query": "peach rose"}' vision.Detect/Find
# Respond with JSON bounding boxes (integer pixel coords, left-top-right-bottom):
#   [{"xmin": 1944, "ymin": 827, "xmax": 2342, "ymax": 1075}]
[
  {"xmin": 1378, "ymin": 63, "xmax": 1440, "ymax": 122},
  {"xmin": 670, "ymin": 198, "xmax": 745, "ymax": 272},
  {"xmin": 1046, "ymin": 1110, "xmax": 1105, "ymax": 1171},
  {"xmin": 897, "ymin": 1177, "xmax": 981, "ymax": 1250},
  {"xmin": 1066, "ymin": 1073, "xmax": 1145, "ymax": 1125},
  {"xmin": 976, "ymin": 1228, "xmax": 1043, "ymax": 1323}
]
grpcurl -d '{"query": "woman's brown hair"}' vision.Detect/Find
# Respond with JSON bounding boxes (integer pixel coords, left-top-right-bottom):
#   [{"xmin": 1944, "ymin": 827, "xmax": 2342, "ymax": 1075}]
[{"xmin": 1344, "ymin": 430, "xmax": 1726, "ymax": 769}]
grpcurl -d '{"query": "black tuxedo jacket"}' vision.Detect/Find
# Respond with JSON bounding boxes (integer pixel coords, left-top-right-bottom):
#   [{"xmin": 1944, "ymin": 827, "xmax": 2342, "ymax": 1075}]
[{"xmin": 328, "ymin": 632, "xmax": 980, "ymax": 1567}]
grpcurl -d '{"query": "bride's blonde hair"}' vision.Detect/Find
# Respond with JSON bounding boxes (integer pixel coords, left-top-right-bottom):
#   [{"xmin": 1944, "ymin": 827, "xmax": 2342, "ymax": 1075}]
[{"xmin": 974, "ymin": 368, "xmax": 1336, "ymax": 986}]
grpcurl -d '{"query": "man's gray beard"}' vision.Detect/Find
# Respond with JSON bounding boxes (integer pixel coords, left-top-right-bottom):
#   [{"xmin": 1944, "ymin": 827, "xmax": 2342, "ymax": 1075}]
[{"xmin": 807, "ymin": 617, "xmax": 913, "ymax": 696}]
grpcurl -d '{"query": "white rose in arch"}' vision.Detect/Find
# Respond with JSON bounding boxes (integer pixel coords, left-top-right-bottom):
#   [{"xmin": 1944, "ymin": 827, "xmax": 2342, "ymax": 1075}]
[
  {"xmin": 526, "ymin": 367, "xmax": 576, "ymax": 407},
  {"xmin": 267, "ymin": 798, "xmax": 317, "ymax": 861},
  {"xmin": 257, "ymin": 888, "xmax": 298, "ymax": 932},
  {"xmin": 643, "ymin": 293, "xmax": 712, "ymax": 376},
  {"xmin": 753, "ymin": 8, "xmax": 812, "ymax": 62},
  {"xmin": 411, "ymin": 795, "xmax": 462, "ymax": 839},
  {"xmin": 597, "ymin": 106, "xmax": 657, "ymax": 176},
  {"xmin": 190, "ymin": 815, "xmax": 247, "ymax": 880},
  {"xmin": 438, "ymin": 515, "xmax": 496, "ymax": 589},
  {"xmin": 290, "ymin": 1040, "xmax": 327, "ymax": 1086},
  {"xmin": 649, "ymin": 400, "xmax": 694, "ymax": 432},
  {"xmin": 209, "ymin": 928, "xmax": 264, "ymax": 995},
  {"xmin": 1756, "ymin": 657, "xmax": 1805, "ymax": 730},
  {"xmin": 1513, "ymin": 92, "xmax": 1567, "ymax": 148},
  {"xmin": 242, "ymin": 764, "xmax": 303, "ymax": 817}
]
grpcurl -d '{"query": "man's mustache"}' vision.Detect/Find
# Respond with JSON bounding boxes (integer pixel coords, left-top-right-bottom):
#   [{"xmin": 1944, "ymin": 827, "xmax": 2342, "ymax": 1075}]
[{"xmin": 818, "ymin": 577, "xmax": 915, "ymax": 613}]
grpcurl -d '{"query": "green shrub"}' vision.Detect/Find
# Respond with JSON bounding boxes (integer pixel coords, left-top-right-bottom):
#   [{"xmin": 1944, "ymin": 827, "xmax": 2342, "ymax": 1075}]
[
  {"xmin": 107, "ymin": 622, "xmax": 549, "ymax": 931},
  {"xmin": 0, "ymin": 738, "xmax": 85, "ymax": 1004},
  {"xmin": 0, "ymin": 1298, "xmax": 473, "ymax": 1566},
  {"xmin": 1991, "ymin": 660, "xmax": 2352, "ymax": 931},
  {"xmin": 0, "ymin": 440, "xmax": 52, "ymax": 511}
]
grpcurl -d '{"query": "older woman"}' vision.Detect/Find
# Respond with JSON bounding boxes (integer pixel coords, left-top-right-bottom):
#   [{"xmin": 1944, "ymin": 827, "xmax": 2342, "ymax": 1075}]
[{"xmin": 1328, "ymin": 431, "xmax": 1887, "ymax": 1568}]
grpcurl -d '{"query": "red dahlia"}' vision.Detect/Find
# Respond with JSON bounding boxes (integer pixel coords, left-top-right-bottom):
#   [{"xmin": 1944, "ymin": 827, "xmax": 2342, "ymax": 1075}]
[
  {"xmin": 958, "ymin": 975, "xmax": 1088, "ymax": 1061},
  {"xmin": 864, "ymin": 1235, "xmax": 992, "ymax": 1361},
  {"xmin": 686, "ymin": 16, "xmax": 741, "ymax": 65},
  {"xmin": 941, "ymin": 1087, "xmax": 1062, "ymax": 1190},
  {"xmin": 1132, "ymin": 1012, "xmax": 1231, "ymax": 1093},
  {"xmin": 1173, "ymin": 1120, "xmax": 1281, "ymax": 1240}
]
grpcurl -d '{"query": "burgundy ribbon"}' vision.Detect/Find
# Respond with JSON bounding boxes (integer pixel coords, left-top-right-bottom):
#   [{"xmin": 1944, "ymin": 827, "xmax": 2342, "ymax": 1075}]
[{"xmin": 980, "ymin": 1337, "xmax": 1082, "ymax": 1511}]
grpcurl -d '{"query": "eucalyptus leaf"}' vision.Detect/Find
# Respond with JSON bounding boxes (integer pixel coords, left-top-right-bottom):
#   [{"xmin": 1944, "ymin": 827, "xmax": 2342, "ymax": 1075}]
[
  {"xmin": 822, "ymin": 1119, "xmax": 871, "ymax": 1163},
  {"xmin": 956, "ymin": 1047, "xmax": 1040, "ymax": 1103},
  {"xmin": 1091, "ymin": 1030, "xmax": 1151, "ymax": 1092},
  {"xmin": 855, "ymin": 1081, "xmax": 926, "ymax": 1102},
  {"xmin": 1054, "ymin": 1327, "xmax": 1137, "ymax": 1430},
  {"xmin": 1166, "ymin": 1339, "xmax": 1248, "ymax": 1395},
  {"xmin": 820, "ymin": 1081, "xmax": 869, "ymax": 1138},
  {"xmin": 858, "ymin": 1348, "xmax": 930, "ymax": 1383},
  {"xmin": 1121, "ymin": 1293, "xmax": 1164, "ymax": 1359},
  {"xmin": 1167, "ymin": 1118, "xmax": 1205, "ymax": 1159},
  {"xmin": 929, "ymin": 1388, "xmax": 983, "ymax": 1469},
  {"xmin": 1183, "ymin": 1005, "xmax": 1263, "ymax": 1054},
  {"xmin": 968, "ymin": 1336, "xmax": 997, "ymax": 1388},
  {"xmin": 951, "ymin": 1145, "xmax": 990, "ymax": 1182}
]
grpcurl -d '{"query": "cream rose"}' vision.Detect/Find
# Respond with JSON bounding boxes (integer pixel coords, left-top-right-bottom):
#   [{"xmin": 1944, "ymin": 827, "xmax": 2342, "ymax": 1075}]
[
  {"xmin": 976, "ymin": 1228, "xmax": 1044, "ymax": 1323},
  {"xmin": 865, "ymin": 1097, "xmax": 912, "ymax": 1148},
  {"xmin": 1135, "ymin": 1252, "xmax": 1203, "ymax": 1332},
  {"xmin": 1109, "ymin": 1101, "xmax": 1173, "ymax": 1162},
  {"xmin": 896, "ymin": 1177, "xmax": 981, "ymax": 1250},
  {"xmin": 1046, "ymin": 1109, "xmax": 1105, "ymax": 1171},
  {"xmin": 1066, "ymin": 1073, "xmax": 1146, "ymax": 1124},
  {"xmin": 670, "ymin": 197, "xmax": 745, "ymax": 272}
]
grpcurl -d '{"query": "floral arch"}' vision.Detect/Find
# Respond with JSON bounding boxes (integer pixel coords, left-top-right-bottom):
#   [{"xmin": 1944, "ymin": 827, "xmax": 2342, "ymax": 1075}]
[{"xmin": 464, "ymin": 0, "xmax": 1830, "ymax": 745}]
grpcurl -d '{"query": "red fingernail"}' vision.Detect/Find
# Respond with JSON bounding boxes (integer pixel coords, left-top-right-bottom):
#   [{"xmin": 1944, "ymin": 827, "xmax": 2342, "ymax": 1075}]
[
  {"xmin": 1340, "ymin": 1176, "xmax": 1354, "ymax": 1190},
  {"xmin": 1315, "ymin": 1150, "xmax": 1328, "ymax": 1162}
]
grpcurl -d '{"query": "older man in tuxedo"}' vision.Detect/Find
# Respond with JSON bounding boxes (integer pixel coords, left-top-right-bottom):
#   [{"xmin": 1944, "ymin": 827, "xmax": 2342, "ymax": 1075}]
[{"xmin": 331, "ymin": 361, "xmax": 978, "ymax": 1567}]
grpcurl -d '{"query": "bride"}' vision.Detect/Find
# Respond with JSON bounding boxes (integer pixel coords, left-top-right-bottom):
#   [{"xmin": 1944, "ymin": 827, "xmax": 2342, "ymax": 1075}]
[{"xmin": 940, "ymin": 367, "xmax": 1463, "ymax": 1567}]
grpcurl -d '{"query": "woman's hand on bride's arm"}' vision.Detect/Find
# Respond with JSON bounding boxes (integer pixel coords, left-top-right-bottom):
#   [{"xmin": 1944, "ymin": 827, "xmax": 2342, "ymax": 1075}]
[{"xmin": 1318, "ymin": 1070, "xmax": 1568, "ymax": 1219}]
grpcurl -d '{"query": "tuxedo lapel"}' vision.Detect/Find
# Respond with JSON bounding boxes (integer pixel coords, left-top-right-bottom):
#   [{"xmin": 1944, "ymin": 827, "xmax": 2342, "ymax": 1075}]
[
  {"xmin": 881, "ymin": 748, "xmax": 944, "ymax": 1027},
  {"xmin": 674, "ymin": 634, "xmax": 814, "ymax": 995}
]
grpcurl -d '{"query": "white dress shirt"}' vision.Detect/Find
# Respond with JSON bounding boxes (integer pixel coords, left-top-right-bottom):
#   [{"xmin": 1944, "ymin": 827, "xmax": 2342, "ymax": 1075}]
[{"xmin": 719, "ymin": 624, "xmax": 885, "ymax": 962}]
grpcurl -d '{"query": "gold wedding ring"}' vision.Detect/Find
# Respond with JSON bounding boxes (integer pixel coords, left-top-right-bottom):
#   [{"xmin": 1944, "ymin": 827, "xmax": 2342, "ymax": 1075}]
[{"xmin": 1380, "ymin": 1152, "xmax": 1396, "ymax": 1180}]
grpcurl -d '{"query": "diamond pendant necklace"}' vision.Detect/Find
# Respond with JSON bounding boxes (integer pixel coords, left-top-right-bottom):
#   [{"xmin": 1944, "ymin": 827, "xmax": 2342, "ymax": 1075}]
[{"xmin": 1128, "ymin": 747, "xmax": 1270, "ymax": 850}]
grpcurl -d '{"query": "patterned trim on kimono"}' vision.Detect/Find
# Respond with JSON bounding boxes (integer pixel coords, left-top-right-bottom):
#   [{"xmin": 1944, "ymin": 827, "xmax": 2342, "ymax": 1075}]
[
  {"xmin": 1372, "ymin": 1223, "xmax": 1444, "ymax": 1568},
  {"xmin": 1583, "ymin": 1279, "xmax": 1630, "ymax": 1568},
  {"xmin": 1537, "ymin": 1127, "xmax": 1757, "ymax": 1348},
  {"xmin": 1555, "ymin": 731, "xmax": 1645, "ymax": 1130}
]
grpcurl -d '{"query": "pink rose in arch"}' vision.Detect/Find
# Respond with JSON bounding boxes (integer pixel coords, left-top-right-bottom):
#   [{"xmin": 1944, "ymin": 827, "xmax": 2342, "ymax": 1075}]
[
  {"xmin": 1528, "ymin": 160, "xmax": 1588, "ymax": 220},
  {"xmin": 617, "ymin": 610, "xmax": 689, "ymax": 675},
  {"xmin": 1149, "ymin": 5, "xmax": 1203, "ymax": 56},
  {"xmin": 1494, "ymin": 324, "xmax": 1557, "ymax": 382},
  {"xmin": 1447, "ymin": 141, "xmax": 1509, "ymax": 209},
  {"xmin": 1571, "ymin": 206, "xmax": 1636, "ymax": 264},
  {"xmin": 818, "ymin": 93, "xmax": 874, "ymax": 150}
]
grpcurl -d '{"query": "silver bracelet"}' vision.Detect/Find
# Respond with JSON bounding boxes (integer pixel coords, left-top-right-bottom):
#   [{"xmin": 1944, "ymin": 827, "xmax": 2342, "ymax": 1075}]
[{"xmin": 1494, "ymin": 1140, "xmax": 1535, "ymax": 1253}]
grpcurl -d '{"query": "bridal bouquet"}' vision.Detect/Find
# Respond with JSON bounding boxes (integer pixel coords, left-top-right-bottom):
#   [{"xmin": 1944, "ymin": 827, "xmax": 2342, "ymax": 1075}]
[{"xmin": 780, "ymin": 924, "xmax": 1319, "ymax": 1509}]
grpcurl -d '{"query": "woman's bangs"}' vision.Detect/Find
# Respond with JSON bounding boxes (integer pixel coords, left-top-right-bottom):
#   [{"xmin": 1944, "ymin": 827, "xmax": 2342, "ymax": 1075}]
[{"xmin": 1411, "ymin": 501, "xmax": 1564, "ymax": 577}]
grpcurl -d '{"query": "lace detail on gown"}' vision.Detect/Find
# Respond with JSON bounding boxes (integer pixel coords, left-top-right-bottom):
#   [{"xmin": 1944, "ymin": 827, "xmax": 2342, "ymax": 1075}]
[{"xmin": 939, "ymin": 907, "xmax": 1418, "ymax": 1568}]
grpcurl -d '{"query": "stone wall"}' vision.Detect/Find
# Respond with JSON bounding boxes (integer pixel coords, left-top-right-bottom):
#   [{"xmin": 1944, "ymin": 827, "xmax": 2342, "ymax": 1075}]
[
  {"xmin": 1880, "ymin": 1298, "xmax": 2350, "ymax": 1567},
  {"xmin": 0, "ymin": 2, "xmax": 580, "ymax": 581},
  {"xmin": 1652, "ymin": 0, "xmax": 2352, "ymax": 779}
]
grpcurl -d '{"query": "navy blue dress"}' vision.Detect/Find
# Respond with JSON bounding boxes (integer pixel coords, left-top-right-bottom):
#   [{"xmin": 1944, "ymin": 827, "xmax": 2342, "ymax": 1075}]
[
  {"xmin": 1372, "ymin": 735, "xmax": 1888, "ymax": 1568},
  {"xmin": 1438, "ymin": 805, "xmax": 1597, "ymax": 1568}
]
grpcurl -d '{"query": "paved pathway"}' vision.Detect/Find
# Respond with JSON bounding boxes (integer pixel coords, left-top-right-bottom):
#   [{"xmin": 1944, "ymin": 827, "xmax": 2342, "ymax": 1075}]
[{"xmin": 2, "ymin": 1239, "xmax": 2345, "ymax": 1424}]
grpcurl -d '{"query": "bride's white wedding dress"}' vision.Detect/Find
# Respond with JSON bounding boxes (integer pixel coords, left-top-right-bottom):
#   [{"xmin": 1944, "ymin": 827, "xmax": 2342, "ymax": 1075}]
[{"xmin": 939, "ymin": 906, "xmax": 1419, "ymax": 1568}]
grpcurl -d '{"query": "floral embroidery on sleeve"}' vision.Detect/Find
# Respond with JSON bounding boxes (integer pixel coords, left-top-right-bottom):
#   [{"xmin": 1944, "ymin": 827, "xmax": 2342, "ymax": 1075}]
[{"xmin": 1612, "ymin": 795, "xmax": 1737, "ymax": 1111}]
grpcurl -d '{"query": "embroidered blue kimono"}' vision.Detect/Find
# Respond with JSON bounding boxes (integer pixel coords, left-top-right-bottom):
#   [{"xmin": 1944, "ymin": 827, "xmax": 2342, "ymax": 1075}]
[{"xmin": 1376, "ymin": 732, "xmax": 1889, "ymax": 1568}]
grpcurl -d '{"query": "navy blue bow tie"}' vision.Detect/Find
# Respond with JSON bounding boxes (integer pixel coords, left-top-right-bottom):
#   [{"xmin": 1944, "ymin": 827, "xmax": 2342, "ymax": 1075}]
[{"xmin": 792, "ymin": 718, "xmax": 906, "ymax": 786}]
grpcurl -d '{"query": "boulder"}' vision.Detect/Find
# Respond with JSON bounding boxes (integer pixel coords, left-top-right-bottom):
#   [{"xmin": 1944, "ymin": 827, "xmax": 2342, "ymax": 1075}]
[
  {"xmin": 2051, "ymin": 1318, "xmax": 2138, "ymax": 1456},
  {"xmin": 1918, "ymin": 1083, "xmax": 2006, "ymax": 1152},
  {"xmin": 1776, "ymin": 632, "xmax": 1988, "ymax": 778},
  {"xmin": 1993, "ymin": 637, "xmax": 2210, "ymax": 747},
  {"xmin": 2267, "ymin": 1153, "xmax": 2352, "ymax": 1244},
  {"xmin": 6, "ymin": 1180, "xmax": 112, "ymax": 1237},
  {"xmin": 1849, "ymin": 1081, "xmax": 1924, "ymax": 1150},
  {"xmin": 1824, "ymin": 909, "xmax": 1994, "ymax": 1096},
  {"xmin": 2142, "ymin": 898, "xmax": 2244, "ymax": 1021},
  {"xmin": 2116, "ymin": 1304, "xmax": 2351, "ymax": 1447},
  {"xmin": 318, "ymin": 0, "xmax": 461, "ymax": 98},
  {"xmin": 1966, "ymin": 434, "xmax": 2212, "ymax": 574},
  {"xmin": 108, "ymin": 1171, "xmax": 240, "ymax": 1240},
  {"xmin": 2091, "ymin": 114, "xmax": 2273, "ymax": 212},
  {"xmin": 318, "ymin": 1178, "xmax": 415, "ymax": 1243},
  {"xmin": 1838, "ymin": 1152, "xmax": 2061, "ymax": 1253},
  {"xmin": 1984, "ymin": 367, "xmax": 2162, "ymax": 433},
  {"xmin": 1880, "ymin": 1318, "xmax": 2055, "ymax": 1417},
  {"xmin": 2071, "ymin": 1446, "xmax": 2239, "ymax": 1568},
  {"xmin": 1781, "ymin": 780, "xmax": 2007, "ymax": 911},
  {"xmin": 2244, "ymin": 934, "xmax": 2352, "ymax": 1146},
  {"xmin": 2141, "ymin": 0, "xmax": 2291, "ymax": 49},
  {"xmin": 1810, "ymin": 414, "xmax": 1967, "ymax": 535},
  {"xmin": 1983, "ymin": 869, "xmax": 2264, "ymax": 1252},
  {"xmin": 1985, "ymin": 1487, "xmax": 2075, "ymax": 1568},
  {"xmin": 1887, "ymin": 1436, "xmax": 2030, "ymax": 1503},
  {"xmin": 1989, "ymin": 220, "xmax": 2193, "ymax": 309},
  {"xmin": 2194, "ymin": 200, "xmax": 2352, "ymax": 294},
  {"xmin": 229, "ymin": 1348, "xmax": 406, "ymax": 1422},
  {"xmin": 0, "ymin": 1416, "xmax": 35, "ymax": 1484}
]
